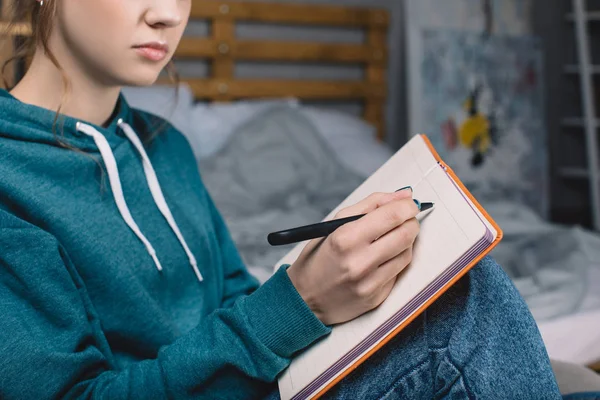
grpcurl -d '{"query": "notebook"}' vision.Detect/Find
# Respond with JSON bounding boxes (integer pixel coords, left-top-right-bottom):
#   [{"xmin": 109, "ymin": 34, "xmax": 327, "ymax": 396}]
[{"xmin": 272, "ymin": 134, "xmax": 503, "ymax": 400}]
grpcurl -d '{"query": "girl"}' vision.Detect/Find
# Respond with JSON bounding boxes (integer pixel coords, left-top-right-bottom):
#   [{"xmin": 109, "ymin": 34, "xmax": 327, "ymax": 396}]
[{"xmin": 0, "ymin": 0, "xmax": 563, "ymax": 398}]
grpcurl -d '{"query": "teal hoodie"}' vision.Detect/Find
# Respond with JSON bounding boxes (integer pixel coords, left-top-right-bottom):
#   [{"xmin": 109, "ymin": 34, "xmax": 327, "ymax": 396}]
[{"xmin": 0, "ymin": 88, "xmax": 331, "ymax": 399}]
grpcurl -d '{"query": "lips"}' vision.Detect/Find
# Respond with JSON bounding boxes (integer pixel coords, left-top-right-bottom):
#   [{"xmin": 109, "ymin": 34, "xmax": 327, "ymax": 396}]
[
  {"xmin": 133, "ymin": 42, "xmax": 169, "ymax": 61},
  {"xmin": 134, "ymin": 42, "xmax": 169, "ymax": 52}
]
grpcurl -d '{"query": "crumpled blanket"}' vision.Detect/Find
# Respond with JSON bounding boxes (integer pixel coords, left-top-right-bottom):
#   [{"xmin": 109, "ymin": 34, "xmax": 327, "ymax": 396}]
[{"xmin": 487, "ymin": 201, "xmax": 600, "ymax": 321}]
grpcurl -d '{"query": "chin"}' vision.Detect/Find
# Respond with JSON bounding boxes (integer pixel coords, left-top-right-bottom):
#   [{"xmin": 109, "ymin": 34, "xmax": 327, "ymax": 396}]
[{"xmin": 120, "ymin": 72, "xmax": 161, "ymax": 87}]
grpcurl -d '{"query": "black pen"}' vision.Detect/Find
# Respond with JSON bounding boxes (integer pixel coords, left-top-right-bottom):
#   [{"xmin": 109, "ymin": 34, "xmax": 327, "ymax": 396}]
[{"xmin": 267, "ymin": 189, "xmax": 434, "ymax": 246}]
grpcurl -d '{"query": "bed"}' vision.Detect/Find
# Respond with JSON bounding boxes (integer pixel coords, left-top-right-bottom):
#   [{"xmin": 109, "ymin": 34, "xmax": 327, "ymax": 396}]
[{"xmin": 2, "ymin": 0, "xmax": 599, "ymax": 375}]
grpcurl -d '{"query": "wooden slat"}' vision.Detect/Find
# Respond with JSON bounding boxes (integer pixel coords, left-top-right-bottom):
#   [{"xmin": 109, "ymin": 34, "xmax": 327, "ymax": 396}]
[
  {"xmin": 364, "ymin": 28, "xmax": 387, "ymax": 140},
  {"xmin": 175, "ymin": 38, "xmax": 387, "ymax": 64},
  {"xmin": 157, "ymin": 78, "xmax": 385, "ymax": 100},
  {"xmin": 590, "ymin": 360, "xmax": 600, "ymax": 372},
  {"xmin": 211, "ymin": 19, "xmax": 234, "ymax": 102},
  {"xmin": 212, "ymin": 19, "xmax": 234, "ymax": 76},
  {"xmin": 191, "ymin": 1, "xmax": 389, "ymax": 27}
]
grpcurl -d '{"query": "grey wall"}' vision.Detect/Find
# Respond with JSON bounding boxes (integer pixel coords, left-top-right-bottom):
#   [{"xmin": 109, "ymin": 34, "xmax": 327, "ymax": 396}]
[{"xmin": 182, "ymin": 0, "xmax": 405, "ymax": 149}]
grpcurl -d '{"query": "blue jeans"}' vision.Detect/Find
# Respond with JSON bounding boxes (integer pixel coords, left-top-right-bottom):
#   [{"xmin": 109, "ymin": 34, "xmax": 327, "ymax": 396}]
[{"xmin": 265, "ymin": 257, "xmax": 568, "ymax": 399}]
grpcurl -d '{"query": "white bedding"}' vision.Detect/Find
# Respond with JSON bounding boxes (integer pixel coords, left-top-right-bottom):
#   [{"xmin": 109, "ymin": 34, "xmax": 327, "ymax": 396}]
[
  {"xmin": 122, "ymin": 85, "xmax": 600, "ymax": 367},
  {"xmin": 539, "ymin": 310, "xmax": 600, "ymax": 366}
]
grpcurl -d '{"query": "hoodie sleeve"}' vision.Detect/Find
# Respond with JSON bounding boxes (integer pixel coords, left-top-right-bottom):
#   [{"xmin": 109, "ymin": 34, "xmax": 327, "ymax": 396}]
[
  {"xmin": 0, "ymin": 220, "xmax": 331, "ymax": 399},
  {"xmin": 201, "ymin": 186, "xmax": 263, "ymax": 308}
]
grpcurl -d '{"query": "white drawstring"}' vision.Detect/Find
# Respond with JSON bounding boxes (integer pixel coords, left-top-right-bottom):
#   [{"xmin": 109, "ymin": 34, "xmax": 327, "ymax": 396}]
[
  {"xmin": 76, "ymin": 121, "xmax": 203, "ymax": 282},
  {"xmin": 117, "ymin": 119, "xmax": 203, "ymax": 282}
]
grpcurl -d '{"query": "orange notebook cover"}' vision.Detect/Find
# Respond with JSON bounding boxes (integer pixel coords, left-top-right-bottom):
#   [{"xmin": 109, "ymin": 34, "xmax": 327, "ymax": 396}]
[{"xmin": 275, "ymin": 134, "xmax": 503, "ymax": 400}]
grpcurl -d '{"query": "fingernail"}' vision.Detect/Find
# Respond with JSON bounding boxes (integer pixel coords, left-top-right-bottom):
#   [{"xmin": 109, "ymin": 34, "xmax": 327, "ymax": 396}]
[
  {"xmin": 413, "ymin": 199, "xmax": 421, "ymax": 210},
  {"xmin": 396, "ymin": 186, "xmax": 413, "ymax": 193}
]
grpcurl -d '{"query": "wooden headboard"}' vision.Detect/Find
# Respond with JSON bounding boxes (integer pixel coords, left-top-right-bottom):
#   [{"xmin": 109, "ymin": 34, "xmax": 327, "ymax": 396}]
[{"xmin": 0, "ymin": 0, "xmax": 390, "ymax": 139}]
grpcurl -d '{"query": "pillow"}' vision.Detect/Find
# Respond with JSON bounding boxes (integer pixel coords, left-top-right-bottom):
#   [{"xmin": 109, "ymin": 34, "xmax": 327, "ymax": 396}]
[
  {"xmin": 189, "ymin": 98, "xmax": 299, "ymax": 159},
  {"xmin": 190, "ymin": 100, "xmax": 393, "ymax": 176},
  {"xmin": 299, "ymin": 107, "xmax": 394, "ymax": 178},
  {"xmin": 121, "ymin": 84, "xmax": 195, "ymax": 135},
  {"xmin": 199, "ymin": 105, "xmax": 363, "ymax": 214},
  {"xmin": 300, "ymin": 106, "xmax": 377, "ymax": 142}
]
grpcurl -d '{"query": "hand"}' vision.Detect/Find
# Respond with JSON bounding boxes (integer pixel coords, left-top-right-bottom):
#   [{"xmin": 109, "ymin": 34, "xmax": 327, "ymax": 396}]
[{"xmin": 287, "ymin": 190, "xmax": 420, "ymax": 326}]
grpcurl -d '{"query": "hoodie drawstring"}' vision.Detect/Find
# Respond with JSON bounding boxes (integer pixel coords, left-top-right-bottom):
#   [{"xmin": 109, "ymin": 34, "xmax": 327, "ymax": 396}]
[{"xmin": 76, "ymin": 120, "xmax": 203, "ymax": 283}]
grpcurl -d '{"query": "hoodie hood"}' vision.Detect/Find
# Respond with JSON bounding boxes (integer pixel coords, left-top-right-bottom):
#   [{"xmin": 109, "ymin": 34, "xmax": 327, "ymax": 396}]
[
  {"xmin": 0, "ymin": 88, "xmax": 203, "ymax": 282},
  {"xmin": 0, "ymin": 88, "xmax": 132, "ymax": 151}
]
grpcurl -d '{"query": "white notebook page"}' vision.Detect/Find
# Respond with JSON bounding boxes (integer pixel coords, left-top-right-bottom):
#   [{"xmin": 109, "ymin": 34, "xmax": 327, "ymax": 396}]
[{"xmin": 275, "ymin": 136, "xmax": 494, "ymax": 400}]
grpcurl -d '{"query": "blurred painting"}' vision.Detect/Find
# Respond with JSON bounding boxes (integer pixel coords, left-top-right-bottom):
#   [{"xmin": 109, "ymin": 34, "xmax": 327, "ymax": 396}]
[{"xmin": 419, "ymin": 30, "xmax": 547, "ymax": 216}]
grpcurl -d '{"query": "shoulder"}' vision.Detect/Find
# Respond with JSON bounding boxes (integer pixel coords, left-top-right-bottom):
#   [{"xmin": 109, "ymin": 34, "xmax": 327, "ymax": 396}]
[
  {"xmin": 0, "ymin": 208, "xmax": 59, "ymax": 260},
  {"xmin": 127, "ymin": 107, "xmax": 204, "ymax": 182},
  {"xmin": 129, "ymin": 108, "xmax": 182, "ymax": 138},
  {"xmin": 129, "ymin": 108, "xmax": 191, "ymax": 146}
]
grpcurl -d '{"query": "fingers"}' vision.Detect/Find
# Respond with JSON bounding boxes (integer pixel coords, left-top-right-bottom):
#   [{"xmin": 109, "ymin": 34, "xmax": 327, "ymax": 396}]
[
  {"xmin": 370, "ymin": 247, "xmax": 414, "ymax": 301},
  {"xmin": 341, "ymin": 198, "xmax": 419, "ymax": 245},
  {"xmin": 300, "ymin": 191, "xmax": 411, "ymax": 263},
  {"xmin": 334, "ymin": 190, "xmax": 413, "ymax": 219},
  {"xmin": 324, "ymin": 193, "xmax": 419, "ymax": 281},
  {"xmin": 366, "ymin": 217, "xmax": 420, "ymax": 268},
  {"xmin": 327, "ymin": 219, "xmax": 418, "ymax": 292}
]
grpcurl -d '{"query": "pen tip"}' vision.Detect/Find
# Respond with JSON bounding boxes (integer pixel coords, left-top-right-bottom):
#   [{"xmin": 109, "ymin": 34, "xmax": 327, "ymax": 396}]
[{"xmin": 420, "ymin": 202, "xmax": 435, "ymax": 212}]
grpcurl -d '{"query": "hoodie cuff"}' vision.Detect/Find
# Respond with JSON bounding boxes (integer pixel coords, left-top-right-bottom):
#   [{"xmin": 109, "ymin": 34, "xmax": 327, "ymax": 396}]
[{"xmin": 242, "ymin": 264, "xmax": 331, "ymax": 358}]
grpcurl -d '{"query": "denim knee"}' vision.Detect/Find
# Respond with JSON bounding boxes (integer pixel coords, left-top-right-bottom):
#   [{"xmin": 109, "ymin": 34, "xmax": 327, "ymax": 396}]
[{"xmin": 434, "ymin": 256, "xmax": 561, "ymax": 399}]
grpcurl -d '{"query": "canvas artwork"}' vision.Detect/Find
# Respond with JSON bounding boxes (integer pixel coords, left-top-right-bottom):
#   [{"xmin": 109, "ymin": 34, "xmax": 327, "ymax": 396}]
[{"xmin": 419, "ymin": 30, "xmax": 547, "ymax": 216}]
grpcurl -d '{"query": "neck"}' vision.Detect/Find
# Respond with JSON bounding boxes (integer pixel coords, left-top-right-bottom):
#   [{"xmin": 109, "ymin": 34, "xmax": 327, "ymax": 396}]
[{"xmin": 10, "ymin": 47, "xmax": 121, "ymax": 127}]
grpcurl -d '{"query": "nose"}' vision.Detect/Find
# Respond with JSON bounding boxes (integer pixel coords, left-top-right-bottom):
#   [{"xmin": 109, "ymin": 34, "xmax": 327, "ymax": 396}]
[{"xmin": 144, "ymin": 0, "xmax": 183, "ymax": 28}]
